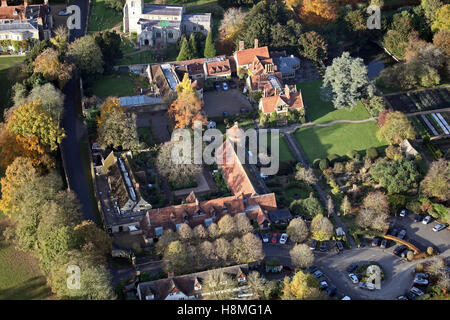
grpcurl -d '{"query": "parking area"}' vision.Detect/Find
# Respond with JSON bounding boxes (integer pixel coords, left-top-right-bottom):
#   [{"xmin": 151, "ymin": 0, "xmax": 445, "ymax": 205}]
[{"xmin": 203, "ymin": 88, "xmax": 252, "ymax": 118}]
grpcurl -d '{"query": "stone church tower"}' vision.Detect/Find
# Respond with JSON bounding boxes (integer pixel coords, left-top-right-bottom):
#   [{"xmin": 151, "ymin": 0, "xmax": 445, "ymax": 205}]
[{"xmin": 123, "ymin": 0, "xmax": 143, "ymax": 34}]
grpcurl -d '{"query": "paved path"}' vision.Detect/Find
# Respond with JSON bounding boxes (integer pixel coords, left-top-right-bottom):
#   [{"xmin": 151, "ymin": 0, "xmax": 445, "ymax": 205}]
[{"xmin": 283, "ymin": 133, "xmax": 356, "ymax": 249}]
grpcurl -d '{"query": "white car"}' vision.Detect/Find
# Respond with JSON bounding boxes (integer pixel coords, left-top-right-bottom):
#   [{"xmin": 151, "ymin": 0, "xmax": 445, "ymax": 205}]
[
  {"xmin": 262, "ymin": 234, "xmax": 269, "ymax": 243},
  {"xmin": 279, "ymin": 233, "xmax": 288, "ymax": 244},
  {"xmin": 341, "ymin": 296, "xmax": 351, "ymax": 300},
  {"xmin": 348, "ymin": 273, "xmax": 359, "ymax": 284},
  {"xmin": 433, "ymin": 224, "xmax": 448, "ymax": 232},
  {"xmin": 413, "ymin": 276, "xmax": 429, "ymax": 286},
  {"xmin": 399, "ymin": 209, "xmax": 407, "ymax": 217},
  {"xmin": 410, "ymin": 286, "xmax": 425, "ymax": 296},
  {"xmin": 422, "ymin": 216, "xmax": 432, "ymax": 225}
]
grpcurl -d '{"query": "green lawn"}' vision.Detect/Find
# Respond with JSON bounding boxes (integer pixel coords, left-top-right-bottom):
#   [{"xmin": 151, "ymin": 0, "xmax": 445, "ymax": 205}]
[
  {"xmin": 267, "ymin": 133, "xmax": 295, "ymax": 163},
  {"xmin": 0, "ymin": 219, "xmax": 53, "ymax": 300},
  {"xmin": 119, "ymin": 50, "xmax": 155, "ymax": 66},
  {"xmin": 294, "ymin": 121, "xmax": 386, "ymax": 162},
  {"xmin": 296, "ymin": 81, "xmax": 371, "ymax": 124},
  {"xmin": 120, "ymin": 37, "xmax": 136, "ymax": 56},
  {"xmin": 92, "ymin": 73, "xmax": 136, "ymax": 98},
  {"xmin": 0, "ymin": 56, "xmax": 26, "ymax": 122},
  {"xmin": 88, "ymin": 0, "xmax": 122, "ymax": 32}
]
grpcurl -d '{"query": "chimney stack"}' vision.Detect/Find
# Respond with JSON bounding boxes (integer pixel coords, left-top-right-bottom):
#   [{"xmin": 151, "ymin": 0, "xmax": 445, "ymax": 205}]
[
  {"xmin": 254, "ymin": 39, "xmax": 258, "ymax": 49},
  {"xmin": 239, "ymin": 41, "xmax": 244, "ymax": 51},
  {"xmin": 1, "ymin": 0, "xmax": 7, "ymax": 7},
  {"xmin": 285, "ymin": 85, "xmax": 290, "ymax": 100}
]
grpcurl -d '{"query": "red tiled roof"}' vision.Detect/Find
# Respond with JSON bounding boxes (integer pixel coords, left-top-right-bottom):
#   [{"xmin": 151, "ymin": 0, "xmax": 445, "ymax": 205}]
[
  {"xmin": 235, "ymin": 46, "xmax": 270, "ymax": 67},
  {"xmin": 206, "ymin": 59, "xmax": 231, "ymax": 76},
  {"xmin": 260, "ymin": 89, "xmax": 304, "ymax": 114}
]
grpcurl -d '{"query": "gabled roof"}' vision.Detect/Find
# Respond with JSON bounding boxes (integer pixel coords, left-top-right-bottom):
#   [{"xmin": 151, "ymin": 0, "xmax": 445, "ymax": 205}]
[
  {"xmin": 260, "ymin": 87, "xmax": 304, "ymax": 114},
  {"xmin": 235, "ymin": 46, "xmax": 270, "ymax": 67}
]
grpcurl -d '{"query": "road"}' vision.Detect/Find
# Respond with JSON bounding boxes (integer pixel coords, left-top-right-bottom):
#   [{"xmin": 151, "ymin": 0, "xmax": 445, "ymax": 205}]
[{"xmin": 60, "ymin": 0, "xmax": 95, "ymax": 221}]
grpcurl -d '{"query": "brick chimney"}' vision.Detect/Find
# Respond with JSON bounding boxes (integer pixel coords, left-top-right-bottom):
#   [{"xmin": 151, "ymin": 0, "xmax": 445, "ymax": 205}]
[
  {"xmin": 239, "ymin": 41, "xmax": 244, "ymax": 51},
  {"xmin": 285, "ymin": 84, "xmax": 290, "ymax": 100},
  {"xmin": 1, "ymin": 0, "xmax": 7, "ymax": 7},
  {"xmin": 254, "ymin": 39, "xmax": 258, "ymax": 49}
]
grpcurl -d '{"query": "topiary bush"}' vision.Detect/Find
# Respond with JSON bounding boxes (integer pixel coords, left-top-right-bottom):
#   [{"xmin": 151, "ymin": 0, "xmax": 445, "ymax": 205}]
[
  {"xmin": 319, "ymin": 159, "xmax": 330, "ymax": 171},
  {"xmin": 366, "ymin": 147, "xmax": 378, "ymax": 160}
]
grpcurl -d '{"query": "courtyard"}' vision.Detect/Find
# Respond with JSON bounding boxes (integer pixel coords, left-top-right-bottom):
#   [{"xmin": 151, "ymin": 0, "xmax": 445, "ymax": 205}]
[{"xmin": 203, "ymin": 89, "xmax": 253, "ymax": 118}]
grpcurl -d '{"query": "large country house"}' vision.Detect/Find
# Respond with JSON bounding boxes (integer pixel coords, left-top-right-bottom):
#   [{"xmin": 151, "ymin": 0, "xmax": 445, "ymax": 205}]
[{"xmin": 123, "ymin": 2, "xmax": 211, "ymax": 48}]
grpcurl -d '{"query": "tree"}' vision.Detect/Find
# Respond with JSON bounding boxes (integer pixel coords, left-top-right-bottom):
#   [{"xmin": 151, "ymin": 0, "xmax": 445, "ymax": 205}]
[
  {"xmin": 323, "ymin": 52, "xmax": 374, "ymax": 109},
  {"xmin": 298, "ymin": 31, "xmax": 328, "ymax": 62},
  {"xmin": 363, "ymin": 191, "xmax": 390, "ymax": 215},
  {"xmin": 241, "ymin": 233, "xmax": 265, "ymax": 262},
  {"xmin": 344, "ymin": 9, "xmax": 367, "ymax": 36},
  {"xmin": 340, "ymin": 195, "xmax": 351, "ymax": 216},
  {"xmin": 290, "ymin": 194, "xmax": 324, "ymax": 219},
  {"xmin": 27, "ymin": 83, "xmax": 65, "ymax": 122},
  {"xmin": 177, "ymin": 36, "xmax": 195, "ymax": 61},
  {"xmin": 433, "ymin": 30, "xmax": 450, "ymax": 56},
  {"xmin": 370, "ymin": 159, "xmax": 421, "ymax": 194},
  {"xmin": 290, "ymin": 243, "xmax": 314, "ymax": 269},
  {"xmin": 421, "ymin": 0, "xmax": 444, "ymax": 25},
  {"xmin": 286, "ymin": 217, "xmax": 309, "ymax": 243},
  {"xmin": 33, "ymin": 48, "xmax": 73, "ymax": 88},
  {"xmin": 214, "ymin": 237, "xmax": 231, "ymax": 264},
  {"xmin": 97, "ymin": 97, "xmax": 140, "ymax": 151},
  {"xmin": 188, "ymin": 33, "xmax": 199, "ymax": 59},
  {"xmin": 94, "ymin": 31, "xmax": 123, "ymax": 73},
  {"xmin": 199, "ymin": 240, "xmax": 218, "ymax": 267},
  {"xmin": 298, "ymin": 0, "xmax": 337, "ymax": 26},
  {"xmin": 364, "ymin": 96, "xmax": 386, "ymax": 117},
  {"xmin": 218, "ymin": 7, "xmax": 247, "ymax": 53},
  {"xmin": 155, "ymin": 229, "xmax": 178, "ymax": 255},
  {"xmin": 246, "ymin": 271, "xmax": 268, "ymax": 299},
  {"xmin": 201, "ymin": 270, "xmax": 237, "ymax": 300},
  {"xmin": 420, "ymin": 159, "xmax": 450, "ymax": 201},
  {"xmin": 432, "ymin": 4, "xmax": 450, "ymax": 32},
  {"xmin": 234, "ymin": 214, "xmax": 253, "ymax": 235},
  {"xmin": 356, "ymin": 208, "xmax": 389, "ymax": 231},
  {"xmin": 193, "ymin": 224, "xmax": 208, "ymax": 240},
  {"xmin": 168, "ymin": 73, "xmax": 207, "ymax": 129},
  {"xmin": 164, "ymin": 240, "xmax": 189, "ymax": 275},
  {"xmin": 74, "ymin": 220, "xmax": 112, "ymax": 257},
  {"xmin": 295, "ymin": 166, "xmax": 317, "ymax": 185},
  {"xmin": 204, "ymin": 32, "xmax": 216, "ymax": 58},
  {"xmin": 282, "ymin": 271, "xmax": 322, "ymax": 300},
  {"xmin": 177, "ymin": 223, "xmax": 194, "ymax": 242},
  {"xmin": 7, "ymin": 100, "xmax": 66, "ymax": 151},
  {"xmin": 208, "ymin": 223, "xmax": 219, "ymax": 239},
  {"xmin": 50, "ymin": 25, "xmax": 68, "ymax": 52},
  {"xmin": 376, "ymin": 111, "xmax": 416, "ymax": 145},
  {"xmin": 383, "ymin": 15, "xmax": 416, "ymax": 59},
  {"xmin": 310, "ymin": 214, "xmax": 334, "ymax": 241},
  {"xmin": 68, "ymin": 35, "xmax": 104, "ymax": 76},
  {"xmin": 155, "ymin": 140, "xmax": 202, "ymax": 186},
  {"xmin": 218, "ymin": 214, "xmax": 237, "ymax": 238}
]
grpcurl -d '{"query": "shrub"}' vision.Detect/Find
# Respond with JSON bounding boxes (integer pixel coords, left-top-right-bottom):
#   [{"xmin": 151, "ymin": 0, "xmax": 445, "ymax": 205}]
[
  {"xmin": 427, "ymin": 246, "xmax": 434, "ymax": 256},
  {"xmin": 407, "ymin": 251, "xmax": 414, "ymax": 261},
  {"xmin": 319, "ymin": 159, "xmax": 330, "ymax": 171},
  {"xmin": 415, "ymin": 263, "xmax": 424, "ymax": 273},
  {"xmin": 328, "ymin": 154, "xmax": 340, "ymax": 164},
  {"xmin": 347, "ymin": 150, "xmax": 361, "ymax": 160},
  {"xmin": 366, "ymin": 147, "xmax": 378, "ymax": 160}
]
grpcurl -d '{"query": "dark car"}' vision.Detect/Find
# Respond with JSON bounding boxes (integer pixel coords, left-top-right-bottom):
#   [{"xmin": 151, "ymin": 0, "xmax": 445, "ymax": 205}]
[
  {"xmin": 406, "ymin": 291, "xmax": 417, "ymax": 300},
  {"xmin": 306, "ymin": 265, "xmax": 318, "ymax": 274},
  {"xmin": 390, "ymin": 228, "xmax": 398, "ymax": 237},
  {"xmin": 380, "ymin": 239, "xmax": 388, "ymax": 249},
  {"xmin": 336, "ymin": 241, "xmax": 344, "ymax": 252},
  {"xmin": 326, "ymin": 285, "xmax": 337, "ymax": 297},
  {"xmin": 414, "ymin": 215, "xmax": 422, "ymax": 222},
  {"xmin": 347, "ymin": 263, "xmax": 358, "ymax": 273},
  {"xmin": 319, "ymin": 241, "xmax": 327, "ymax": 252},
  {"xmin": 398, "ymin": 229, "xmax": 407, "ymax": 240},
  {"xmin": 371, "ymin": 237, "xmax": 380, "ymax": 247},
  {"xmin": 229, "ymin": 81, "xmax": 237, "ymax": 89},
  {"xmin": 310, "ymin": 240, "xmax": 317, "ymax": 251},
  {"xmin": 215, "ymin": 82, "xmax": 221, "ymax": 91},
  {"xmin": 223, "ymin": 111, "xmax": 229, "ymax": 117},
  {"xmin": 394, "ymin": 245, "xmax": 408, "ymax": 256}
]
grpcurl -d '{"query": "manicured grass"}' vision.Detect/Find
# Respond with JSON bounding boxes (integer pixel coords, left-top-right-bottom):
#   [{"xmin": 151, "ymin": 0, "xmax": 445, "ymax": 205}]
[
  {"xmin": 294, "ymin": 121, "xmax": 386, "ymax": 162},
  {"xmin": 0, "ymin": 56, "xmax": 26, "ymax": 121},
  {"xmin": 267, "ymin": 133, "xmax": 295, "ymax": 163},
  {"xmin": 92, "ymin": 73, "xmax": 136, "ymax": 98},
  {"xmin": 88, "ymin": 0, "xmax": 122, "ymax": 32},
  {"xmin": 0, "ymin": 219, "xmax": 53, "ymax": 300},
  {"xmin": 296, "ymin": 81, "xmax": 371, "ymax": 124},
  {"xmin": 285, "ymin": 187, "xmax": 310, "ymax": 201},
  {"xmin": 119, "ymin": 50, "xmax": 155, "ymax": 66},
  {"xmin": 120, "ymin": 37, "xmax": 136, "ymax": 55}
]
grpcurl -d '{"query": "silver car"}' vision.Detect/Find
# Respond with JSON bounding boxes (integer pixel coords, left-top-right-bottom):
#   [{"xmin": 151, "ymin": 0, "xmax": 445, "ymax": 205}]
[
  {"xmin": 410, "ymin": 286, "xmax": 425, "ymax": 296},
  {"xmin": 422, "ymin": 216, "xmax": 432, "ymax": 225},
  {"xmin": 433, "ymin": 224, "xmax": 447, "ymax": 232}
]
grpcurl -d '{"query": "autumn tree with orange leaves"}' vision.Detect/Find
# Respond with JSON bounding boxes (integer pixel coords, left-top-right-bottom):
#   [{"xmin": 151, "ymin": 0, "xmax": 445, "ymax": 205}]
[
  {"xmin": 169, "ymin": 73, "xmax": 207, "ymax": 129},
  {"xmin": 33, "ymin": 48, "xmax": 73, "ymax": 88},
  {"xmin": 298, "ymin": 0, "xmax": 338, "ymax": 26}
]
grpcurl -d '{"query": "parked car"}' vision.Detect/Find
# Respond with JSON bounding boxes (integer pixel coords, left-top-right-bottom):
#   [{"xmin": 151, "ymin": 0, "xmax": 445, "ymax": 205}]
[
  {"xmin": 262, "ymin": 234, "xmax": 269, "ymax": 243},
  {"xmin": 380, "ymin": 239, "xmax": 388, "ymax": 249},
  {"xmin": 399, "ymin": 209, "xmax": 407, "ymax": 217},
  {"xmin": 348, "ymin": 273, "xmax": 359, "ymax": 284},
  {"xmin": 215, "ymin": 82, "xmax": 221, "ymax": 90},
  {"xmin": 413, "ymin": 274, "xmax": 429, "ymax": 286},
  {"xmin": 347, "ymin": 263, "xmax": 358, "ymax": 273},
  {"xmin": 341, "ymin": 296, "xmax": 351, "ymax": 300},
  {"xmin": 398, "ymin": 229, "xmax": 407, "ymax": 240},
  {"xmin": 319, "ymin": 280, "xmax": 328, "ymax": 290},
  {"xmin": 229, "ymin": 81, "xmax": 237, "ymax": 89},
  {"xmin": 222, "ymin": 82, "xmax": 229, "ymax": 90},
  {"xmin": 326, "ymin": 285, "xmax": 337, "ymax": 297},
  {"xmin": 319, "ymin": 241, "xmax": 327, "ymax": 252},
  {"xmin": 401, "ymin": 249, "xmax": 411, "ymax": 259},
  {"xmin": 390, "ymin": 228, "xmax": 398, "ymax": 237},
  {"xmin": 433, "ymin": 223, "xmax": 448, "ymax": 232},
  {"xmin": 271, "ymin": 233, "xmax": 278, "ymax": 243},
  {"xmin": 313, "ymin": 270, "xmax": 323, "ymax": 278},
  {"xmin": 310, "ymin": 240, "xmax": 317, "ymax": 250},
  {"xmin": 414, "ymin": 215, "xmax": 422, "ymax": 222},
  {"xmin": 279, "ymin": 233, "xmax": 288, "ymax": 244},
  {"xmin": 359, "ymin": 282, "xmax": 375, "ymax": 290},
  {"xmin": 415, "ymin": 273, "xmax": 429, "ymax": 279},
  {"xmin": 336, "ymin": 241, "xmax": 344, "ymax": 252},
  {"xmin": 397, "ymin": 295, "xmax": 408, "ymax": 300},
  {"xmin": 406, "ymin": 291, "xmax": 417, "ymax": 300},
  {"xmin": 393, "ymin": 245, "xmax": 408, "ymax": 256},
  {"xmin": 306, "ymin": 265, "xmax": 318, "ymax": 274},
  {"xmin": 410, "ymin": 287, "xmax": 425, "ymax": 297},
  {"xmin": 371, "ymin": 237, "xmax": 380, "ymax": 247},
  {"xmin": 422, "ymin": 216, "xmax": 432, "ymax": 225}
]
